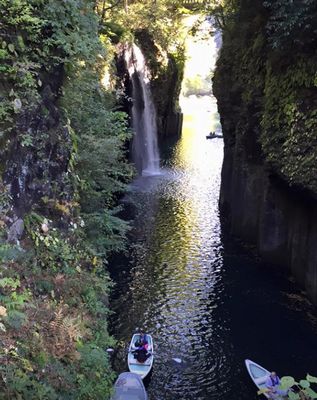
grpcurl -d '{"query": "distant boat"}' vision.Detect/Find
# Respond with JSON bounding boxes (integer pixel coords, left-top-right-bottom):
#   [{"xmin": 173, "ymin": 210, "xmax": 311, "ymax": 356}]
[
  {"xmin": 111, "ymin": 372, "xmax": 148, "ymax": 400},
  {"xmin": 206, "ymin": 132, "xmax": 223, "ymax": 139},
  {"xmin": 128, "ymin": 333, "xmax": 154, "ymax": 379}
]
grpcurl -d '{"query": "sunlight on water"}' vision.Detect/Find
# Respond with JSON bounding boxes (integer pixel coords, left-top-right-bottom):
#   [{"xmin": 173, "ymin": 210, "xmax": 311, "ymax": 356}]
[{"xmin": 110, "ymin": 21, "xmax": 228, "ymax": 399}]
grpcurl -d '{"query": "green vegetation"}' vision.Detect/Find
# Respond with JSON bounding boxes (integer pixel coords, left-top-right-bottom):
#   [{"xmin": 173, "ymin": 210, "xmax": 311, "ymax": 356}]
[
  {"xmin": 213, "ymin": 0, "xmax": 317, "ymax": 193},
  {"xmin": 104, "ymin": 0, "xmax": 188, "ymax": 47},
  {"xmin": 257, "ymin": 374, "xmax": 317, "ymax": 399},
  {"xmin": 183, "ymin": 74, "xmax": 213, "ymax": 97},
  {"xmin": 0, "ymin": 0, "xmax": 132, "ymax": 397},
  {"xmin": 61, "ymin": 66, "xmax": 132, "ymax": 257}
]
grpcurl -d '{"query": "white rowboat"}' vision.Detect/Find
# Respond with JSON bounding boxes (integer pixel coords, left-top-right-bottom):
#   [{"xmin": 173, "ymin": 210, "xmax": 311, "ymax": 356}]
[
  {"xmin": 245, "ymin": 359, "xmax": 271, "ymax": 398},
  {"xmin": 245, "ymin": 359, "xmax": 288, "ymax": 399},
  {"xmin": 128, "ymin": 334, "xmax": 154, "ymax": 380},
  {"xmin": 111, "ymin": 372, "xmax": 148, "ymax": 400}
]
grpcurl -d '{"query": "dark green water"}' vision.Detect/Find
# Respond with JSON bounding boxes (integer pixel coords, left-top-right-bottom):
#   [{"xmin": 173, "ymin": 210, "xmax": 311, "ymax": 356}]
[{"xmin": 109, "ymin": 96, "xmax": 317, "ymax": 400}]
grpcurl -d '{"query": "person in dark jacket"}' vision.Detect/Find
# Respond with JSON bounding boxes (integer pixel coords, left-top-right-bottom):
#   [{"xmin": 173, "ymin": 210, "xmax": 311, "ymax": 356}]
[{"xmin": 134, "ymin": 332, "xmax": 150, "ymax": 363}]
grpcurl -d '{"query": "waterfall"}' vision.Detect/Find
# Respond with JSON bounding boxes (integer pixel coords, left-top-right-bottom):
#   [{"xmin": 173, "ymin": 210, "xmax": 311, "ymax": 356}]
[{"xmin": 125, "ymin": 43, "xmax": 160, "ymax": 176}]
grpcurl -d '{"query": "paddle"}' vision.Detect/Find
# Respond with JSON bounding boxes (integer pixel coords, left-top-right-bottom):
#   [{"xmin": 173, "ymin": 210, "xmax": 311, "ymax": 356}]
[
  {"xmin": 127, "ymin": 350, "xmax": 183, "ymax": 364},
  {"xmin": 128, "ymin": 350, "xmax": 154, "ymax": 355},
  {"xmin": 107, "ymin": 347, "xmax": 183, "ymax": 364}
]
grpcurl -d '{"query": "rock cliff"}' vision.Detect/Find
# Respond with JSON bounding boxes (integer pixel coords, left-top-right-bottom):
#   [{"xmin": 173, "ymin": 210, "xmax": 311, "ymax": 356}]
[{"xmin": 213, "ymin": 0, "xmax": 317, "ymax": 304}]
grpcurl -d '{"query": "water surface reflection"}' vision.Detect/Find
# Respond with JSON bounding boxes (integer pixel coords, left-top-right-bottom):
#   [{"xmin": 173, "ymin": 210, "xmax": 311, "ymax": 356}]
[{"xmin": 109, "ymin": 93, "xmax": 317, "ymax": 400}]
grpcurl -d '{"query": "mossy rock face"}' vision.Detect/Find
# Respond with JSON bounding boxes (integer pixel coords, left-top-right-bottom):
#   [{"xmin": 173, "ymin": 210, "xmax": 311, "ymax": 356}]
[
  {"xmin": 214, "ymin": 0, "xmax": 317, "ymax": 305},
  {"xmin": 3, "ymin": 74, "xmax": 72, "ymax": 216},
  {"xmin": 213, "ymin": 0, "xmax": 317, "ymax": 195}
]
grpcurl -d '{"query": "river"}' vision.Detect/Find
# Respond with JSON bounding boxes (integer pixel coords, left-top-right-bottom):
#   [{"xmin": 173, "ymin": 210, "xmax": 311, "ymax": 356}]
[{"xmin": 108, "ymin": 92, "xmax": 317, "ymax": 399}]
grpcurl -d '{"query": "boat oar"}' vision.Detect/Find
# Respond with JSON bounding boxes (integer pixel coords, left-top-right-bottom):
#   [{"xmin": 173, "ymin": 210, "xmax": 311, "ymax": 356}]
[
  {"xmin": 128, "ymin": 350, "xmax": 155, "ymax": 355},
  {"xmin": 111, "ymin": 347, "xmax": 182, "ymax": 364}
]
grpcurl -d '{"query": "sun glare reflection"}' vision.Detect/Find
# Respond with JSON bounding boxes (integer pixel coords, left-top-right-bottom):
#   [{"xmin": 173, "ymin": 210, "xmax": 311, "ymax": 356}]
[
  {"xmin": 121, "ymin": 18, "xmax": 224, "ymax": 330},
  {"xmin": 129, "ymin": 18, "xmax": 225, "ymax": 334}
]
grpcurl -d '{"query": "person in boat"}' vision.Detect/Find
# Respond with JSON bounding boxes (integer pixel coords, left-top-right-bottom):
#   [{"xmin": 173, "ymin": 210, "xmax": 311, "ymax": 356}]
[
  {"xmin": 135, "ymin": 332, "xmax": 148, "ymax": 348},
  {"xmin": 265, "ymin": 371, "xmax": 288, "ymax": 399},
  {"xmin": 133, "ymin": 332, "xmax": 150, "ymax": 363},
  {"xmin": 206, "ymin": 131, "xmax": 223, "ymax": 139},
  {"xmin": 134, "ymin": 346, "xmax": 150, "ymax": 363}
]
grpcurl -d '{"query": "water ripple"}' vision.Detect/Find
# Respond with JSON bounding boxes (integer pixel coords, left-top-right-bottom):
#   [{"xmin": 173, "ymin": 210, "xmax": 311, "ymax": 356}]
[{"xmin": 109, "ymin": 98, "xmax": 317, "ymax": 399}]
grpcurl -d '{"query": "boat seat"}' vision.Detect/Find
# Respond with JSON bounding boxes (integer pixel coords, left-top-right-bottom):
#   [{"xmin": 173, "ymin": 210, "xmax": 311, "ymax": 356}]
[
  {"xmin": 129, "ymin": 357, "xmax": 152, "ymax": 366},
  {"xmin": 131, "ymin": 345, "xmax": 152, "ymax": 352},
  {"xmin": 254, "ymin": 375, "xmax": 269, "ymax": 385}
]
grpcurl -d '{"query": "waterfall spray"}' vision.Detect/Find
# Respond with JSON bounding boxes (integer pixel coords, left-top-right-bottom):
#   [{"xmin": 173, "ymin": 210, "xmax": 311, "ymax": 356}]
[{"xmin": 125, "ymin": 44, "xmax": 160, "ymax": 176}]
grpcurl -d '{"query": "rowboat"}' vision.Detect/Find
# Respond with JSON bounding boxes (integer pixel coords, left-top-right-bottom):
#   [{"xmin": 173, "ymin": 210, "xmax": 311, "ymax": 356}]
[
  {"xmin": 245, "ymin": 359, "xmax": 271, "ymax": 398},
  {"xmin": 111, "ymin": 372, "xmax": 148, "ymax": 400},
  {"xmin": 128, "ymin": 333, "xmax": 154, "ymax": 379},
  {"xmin": 206, "ymin": 132, "xmax": 223, "ymax": 139},
  {"xmin": 245, "ymin": 359, "xmax": 289, "ymax": 399}
]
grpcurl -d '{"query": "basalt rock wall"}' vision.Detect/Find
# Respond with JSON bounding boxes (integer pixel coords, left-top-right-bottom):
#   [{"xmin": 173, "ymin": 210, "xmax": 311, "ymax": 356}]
[
  {"xmin": 214, "ymin": 0, "xmax": 317, "ymax": 305},
  {"xmin": 220, "ymin": 146, "xmax": 317, "ymax": 304}
]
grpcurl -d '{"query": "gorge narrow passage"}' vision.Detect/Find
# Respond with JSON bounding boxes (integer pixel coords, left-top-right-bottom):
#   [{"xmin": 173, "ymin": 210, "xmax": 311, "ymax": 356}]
[{"xmin": 109, "ymin": 31, "xmax": 317, "ymax": 400}]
